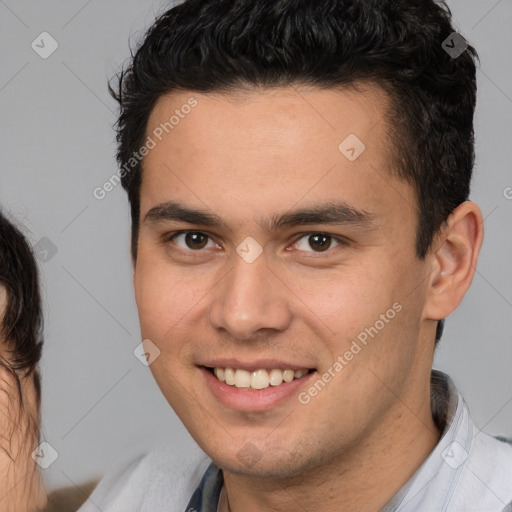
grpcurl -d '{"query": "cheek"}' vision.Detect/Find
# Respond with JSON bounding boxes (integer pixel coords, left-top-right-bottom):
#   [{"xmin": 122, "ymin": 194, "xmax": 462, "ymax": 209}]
[
  {"xmin": 134, "ymin": 258, "xmax": 208, "ymax": 344},
  {"xmin": 294, "ymin": 266, "xmax": 393, "ymax": 340},
  {"xmin": 300, "ymin": 259, "xmax": 421, "ymax": 374},
  {"xmin": 134, "ymin": 257, "xmax": 176, "ymax": 341}
]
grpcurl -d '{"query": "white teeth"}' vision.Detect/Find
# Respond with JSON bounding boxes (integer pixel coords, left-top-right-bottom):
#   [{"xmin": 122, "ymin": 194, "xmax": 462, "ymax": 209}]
[
  {"xmin": 211, "ymin": 367, "xmax": 311, "ymax": 390},
  {"xmin": 214, "ymin": 367, "xmax": 225, "ymax": 382},
  {"xmin": 224, "ymin": 367, "xmax": 236, "ymax": 385},
  {"xmin": 251, "ymin": 369, "xmax": 270, "ymax": 389},
  {"xmin": 234, "ymin": 369, "xmax": 251, "ymax": 388},
  {"xmin": 269, "ymin": 369, "xmax": 283, "ymax": 386},
  {"xmin": 282, "ymin": 369, "xmax": 295, "ymax": 382}
]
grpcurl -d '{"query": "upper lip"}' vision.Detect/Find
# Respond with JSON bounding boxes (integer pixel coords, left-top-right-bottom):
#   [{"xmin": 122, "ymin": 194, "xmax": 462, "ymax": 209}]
[{"xmin": 200, "ymin": 359, "xmax": 316, "ymax": 373}]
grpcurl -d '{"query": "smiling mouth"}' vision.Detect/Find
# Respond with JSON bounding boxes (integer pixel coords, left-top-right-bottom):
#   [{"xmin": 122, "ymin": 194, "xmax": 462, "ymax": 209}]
[{"xmin": 205, "ymin": 366, "xmax": 316, "ymax": 390}]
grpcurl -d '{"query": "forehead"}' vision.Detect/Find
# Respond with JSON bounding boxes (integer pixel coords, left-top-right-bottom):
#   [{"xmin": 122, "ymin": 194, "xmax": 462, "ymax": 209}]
[
  {"xmin": 146, "ymin": 83, "xmax": 390, "ymax": 154},
  {"xmin": 140, "ymin": 84, "xmax": 414, "ymax": 230}
]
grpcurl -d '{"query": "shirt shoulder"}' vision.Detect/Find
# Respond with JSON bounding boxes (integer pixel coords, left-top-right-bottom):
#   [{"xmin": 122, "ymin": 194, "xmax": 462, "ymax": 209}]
[
  {"xmin": 452, "ymin": 431, "xmax": 512, "ymax": 511},
  {"xmin": 77, "ymin": 441, "xmax": 211, "ymax": 512}
]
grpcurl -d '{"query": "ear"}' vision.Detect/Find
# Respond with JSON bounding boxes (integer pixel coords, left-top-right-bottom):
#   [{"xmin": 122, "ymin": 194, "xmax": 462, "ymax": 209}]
[{"xmin": 423, "ymin": 201, "xmax": 484, "ymax": 322}]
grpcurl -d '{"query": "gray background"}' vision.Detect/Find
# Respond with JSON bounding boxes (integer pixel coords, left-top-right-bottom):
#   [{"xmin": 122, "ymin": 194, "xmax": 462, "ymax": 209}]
[{"xmin": 0, "ymin": 0, "xmax": 511, "ymax": 491}]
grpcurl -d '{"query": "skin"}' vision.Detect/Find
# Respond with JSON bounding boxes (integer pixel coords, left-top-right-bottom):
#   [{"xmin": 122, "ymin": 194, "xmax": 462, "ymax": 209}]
[
  {"xmin": 0, "ymin": 285, "xmax": 47, "ymax": 512},
  {"xmin": 134, "ymin": 84, "xmax": 483, "ymax": 512}
]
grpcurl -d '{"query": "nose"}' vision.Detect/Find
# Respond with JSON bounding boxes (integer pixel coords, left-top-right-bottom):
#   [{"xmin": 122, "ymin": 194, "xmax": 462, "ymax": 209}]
[{"xmin": 207, "ymin": 249, "xmax": 292, "ymax": 340}]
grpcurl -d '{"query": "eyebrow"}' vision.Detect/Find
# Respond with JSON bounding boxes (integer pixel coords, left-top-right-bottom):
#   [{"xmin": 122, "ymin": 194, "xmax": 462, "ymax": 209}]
[{"xmin": 143, "ymin": 200, "xmax": 376, "ymax": 232}]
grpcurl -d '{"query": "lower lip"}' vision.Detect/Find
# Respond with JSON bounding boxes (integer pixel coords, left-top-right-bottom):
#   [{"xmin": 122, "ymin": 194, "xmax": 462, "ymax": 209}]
[{"xmin": 200, "ymin": 366, "xmax": 317, "ymax": 411}]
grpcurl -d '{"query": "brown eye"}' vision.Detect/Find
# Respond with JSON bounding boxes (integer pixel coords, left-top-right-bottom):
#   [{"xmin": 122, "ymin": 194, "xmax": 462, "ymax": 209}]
[
  {"xmin": 294, "ymin": 233, "xmax": 343, "ymax": 253},
  {"xmin": 171, "ymin": 231, "xmax": 215, "ymax": 250},
  {"xmin": 308, "ymin": 234, "xmax": 331, "ymax": 252},
  {"xmin": 185, "ymin": 232, "xmax": 208, "ymax": 249}
]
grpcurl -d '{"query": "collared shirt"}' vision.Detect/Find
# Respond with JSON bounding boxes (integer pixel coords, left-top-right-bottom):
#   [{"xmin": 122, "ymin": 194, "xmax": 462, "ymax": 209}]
[{"xmin": 185, "ymin": 370, "xmax": 512, "ymax": 512}]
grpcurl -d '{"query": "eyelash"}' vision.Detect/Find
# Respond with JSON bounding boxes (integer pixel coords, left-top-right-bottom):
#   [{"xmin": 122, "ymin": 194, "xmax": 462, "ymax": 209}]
[{"xmin": 161, "ymin": 230, "xmax": 349, "ymax": 256}]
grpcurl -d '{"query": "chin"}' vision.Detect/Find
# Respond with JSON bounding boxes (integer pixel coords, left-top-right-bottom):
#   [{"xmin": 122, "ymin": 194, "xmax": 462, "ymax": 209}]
[{"xmin": 209, "ymin": 442, "xmax": 319, "ymax": 480}]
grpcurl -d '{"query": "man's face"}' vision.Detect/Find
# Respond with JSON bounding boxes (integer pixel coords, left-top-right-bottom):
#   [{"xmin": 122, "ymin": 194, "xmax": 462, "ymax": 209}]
[{"xmin": 134, "ymin": 85, "xmax": 435, "ymax": 478}]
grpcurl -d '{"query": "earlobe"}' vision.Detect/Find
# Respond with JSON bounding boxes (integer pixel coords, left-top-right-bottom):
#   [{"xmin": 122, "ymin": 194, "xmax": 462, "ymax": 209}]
[{"xmin": 424, "ymin": 201, "xmax": 484, "ymax": 321}]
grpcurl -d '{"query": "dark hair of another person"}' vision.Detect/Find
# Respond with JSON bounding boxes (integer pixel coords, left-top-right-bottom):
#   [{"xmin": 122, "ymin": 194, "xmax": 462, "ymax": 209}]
[
  {"xmin": 0, "ymin": 210, "xmax": 43, "ymax": 412},
  {"xmin": 109, "ymin": 0, "xmax": 479, "ymax": 345}
]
